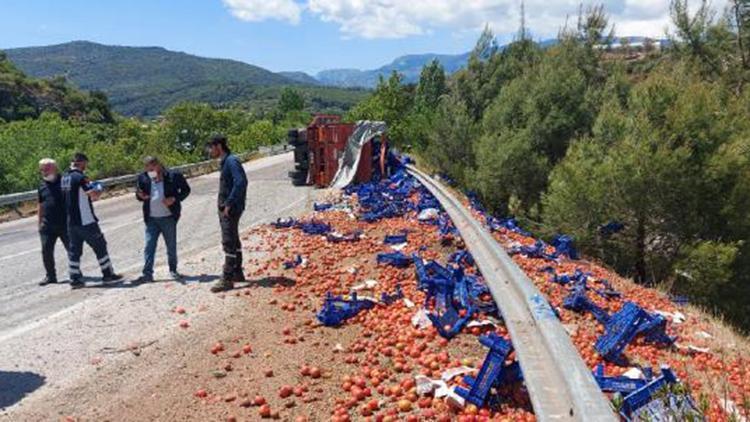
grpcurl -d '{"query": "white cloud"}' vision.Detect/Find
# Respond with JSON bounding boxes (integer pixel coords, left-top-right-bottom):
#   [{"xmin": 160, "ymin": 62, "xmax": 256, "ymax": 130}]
[
  {"xmin": 222, "ymin": 0, "xmax": 729, "ymax": 40},
  {"xmin": 222, "ymin": 0, "xmax": 302, "ymax": 24}
]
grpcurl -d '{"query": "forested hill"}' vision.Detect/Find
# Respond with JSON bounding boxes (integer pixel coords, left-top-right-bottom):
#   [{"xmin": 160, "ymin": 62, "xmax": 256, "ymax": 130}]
[
  {"xmin": 0, "ymin": 50, "xmax": 113, "ymax": 123},
  {"xmin": 5, "ymin": 41, "xmax": 365, "ymax": 116}
]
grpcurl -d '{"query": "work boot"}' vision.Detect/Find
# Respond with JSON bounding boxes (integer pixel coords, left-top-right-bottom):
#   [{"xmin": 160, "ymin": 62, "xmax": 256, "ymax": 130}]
[
  {"xmin": 70, "ymin": 277, "xmax": 85, "ymax": 289},
  {"xmin": 210, "ymin": 279, "xmax": 234, "ymax": 293},
  {"xmin": 39, "ymin": 276, "xmax": 58, "ymax": 286},
  {"xmin": 102, "ymin": 272, "xmax": 124, "ymax": 282}
]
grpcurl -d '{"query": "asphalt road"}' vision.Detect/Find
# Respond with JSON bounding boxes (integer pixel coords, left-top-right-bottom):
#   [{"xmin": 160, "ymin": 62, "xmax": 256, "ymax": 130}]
[{"xmin": 0, "ymin": 152, "xmax": 308, "ymax": 344}]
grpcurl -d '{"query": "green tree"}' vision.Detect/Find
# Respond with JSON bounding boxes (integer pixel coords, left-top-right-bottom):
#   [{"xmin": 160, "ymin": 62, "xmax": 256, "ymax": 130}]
[
  {"xmin": 415, "ymin": 60, "xmax": 446, "ymax": 110},
  {"xmin": 278, "ymin": 87, "xmax": 305, "ymax": 114},
  {"xmin": 423, "ymin": 94, "xmax": 477, "ymax": 184}
]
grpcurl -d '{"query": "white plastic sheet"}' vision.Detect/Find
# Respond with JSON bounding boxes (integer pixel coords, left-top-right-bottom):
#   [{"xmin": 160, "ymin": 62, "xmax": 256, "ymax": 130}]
[{"xmin": 330, "ymin": 120, "xmax": 388, "ymax": 189}]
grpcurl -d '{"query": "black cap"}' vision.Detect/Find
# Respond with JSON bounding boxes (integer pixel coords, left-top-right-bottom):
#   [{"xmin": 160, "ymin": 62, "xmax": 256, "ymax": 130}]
[{"xmin": 72, "ymin": 152, "xmax": 89, "ymax": 162}]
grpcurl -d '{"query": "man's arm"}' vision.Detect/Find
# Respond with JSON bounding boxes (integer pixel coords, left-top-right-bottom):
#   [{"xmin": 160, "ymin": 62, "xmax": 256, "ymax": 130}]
[
  {"xmin": 136, "ymin": 175, "xmax": 149, "ymax": 201},
  {"xmin": 174, "ymin": 172, "xmax": 191, "ymax": 202},
  {"xmin": 80, "ymin": 175, "xmax": 102, "ymax": 201},
  {"xmin": 37, "ymin": 190, "xmax": 44, "ymax": 228}
]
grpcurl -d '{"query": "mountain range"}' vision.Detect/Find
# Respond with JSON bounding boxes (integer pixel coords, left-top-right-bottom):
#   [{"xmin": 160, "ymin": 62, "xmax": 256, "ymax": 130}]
[
  {"xmin": 5, "ymin": 41, "xmax": 365, "ymax": 116},
  {"xmin": 4, "ymin": 37, "xmax": 661, "ymax": 116}
]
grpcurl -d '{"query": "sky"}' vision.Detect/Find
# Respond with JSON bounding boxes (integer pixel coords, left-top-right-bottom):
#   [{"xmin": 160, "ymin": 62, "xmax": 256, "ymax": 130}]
[{"xmin": 0, "ymin": 0, "xmax": 729, "ymax": 74}]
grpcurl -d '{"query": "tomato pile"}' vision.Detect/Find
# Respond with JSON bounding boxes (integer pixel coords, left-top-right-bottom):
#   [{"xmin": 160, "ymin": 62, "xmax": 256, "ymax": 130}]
[{"xmin": 466, "ymin": 202, "xmax": 750, "ymax": 421}]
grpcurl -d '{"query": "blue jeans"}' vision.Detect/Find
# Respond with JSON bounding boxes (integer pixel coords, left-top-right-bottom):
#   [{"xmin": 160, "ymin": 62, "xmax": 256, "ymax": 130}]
[{"xmin": 143, "ymin": 216, "xmax": 177, "ymax": 276}]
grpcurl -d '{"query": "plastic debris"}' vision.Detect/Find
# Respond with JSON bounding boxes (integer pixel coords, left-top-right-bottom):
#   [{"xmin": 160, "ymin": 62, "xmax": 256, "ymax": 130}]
[
  {"xmin": 595, "ymin": 302, "xmax": 676, "ymax": 363},
  {"xmin": 562, "ymin": 281, "xmax": 611, "ymax": 324},
  {"xmin": 551, "ymin": 234, "xmax": 579, "ymax": 259},
  {"xmin": 272, "ymin": 217, "xmax": 296, "ymax": 229},
  {"xmin": 298, "ymin": 220, "xmax": 332, "ymax": 235},
  {"xmin": 384, "ymin": 233, "xmax": 408, "ymax": 244},
  {"xmin": 619, "ymin": 366, "xmax": 703, "ymax": 421},
  {"xmin": 654, "ymin": 310, "xmax": 686, "ymax": 325},
  {"xmin": 593, "ymin": 364, "xmax": 649, "ymax": 394},
  {"xmin": 467, "ymin": 320, "xmax": 496, "ymax": 329},
  {"xmin": 455, "ymin": 333, "xmax": 517, "ymax": 407},
  {"xmin": 351, "ymin": 279, "xmax": 378, "ymax": 291},
  {"xmin": 316, "ymin": 292, "xmax": 375, "ymax": 326},
  {"xmin": 415, "ymin": 375, "xmax": 448, "ymax": 396},
  {"xmin": 326, "ymin": 230, "xmax": 362, "ymax": 243},
  {"xmin": 487, "ymin": 216, "xmax": 531, "ymax": 236},
  {"xmin": 380, "ymin": 284, "xmax": 404, "ymax": 305},
  {"xmin": 440, "ymin": 366, "xmax": 475, "ymax": 382},
  {"xmin": 509, "ymin": 240, "xmax": 557, "ymax": 261},
  {"xmin": 417, "ymin": 208, "xmax": 440, "ymax": 221},
  {"xmin": 411, "ymin": 308, "xmax": 432, "ymax": 330},
  {"xmin": 376, "ymin": 252, "xmax": 413, "ymax": 268},
  {"xmin": 283, "ymin": 255, "xmax": 304, "ymax": 269},
  {"xmin": 313, "ymin": 202, "xmax": 333, "ymax": 211}
]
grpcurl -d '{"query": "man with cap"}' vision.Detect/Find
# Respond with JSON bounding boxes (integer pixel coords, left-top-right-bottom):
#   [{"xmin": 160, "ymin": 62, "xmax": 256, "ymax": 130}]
[
  {"xmin": 37, "ymin": 158, "xmax": 69, "ymax": 285},
  {"xmin": 61, "ymin": 152, "xmax": 122, "ymax": 288},
  {"xmin": 134, "ymin": 156, "xmax": 191, "ymax": 283},
  {"xmin": 206, "ymin": 135, "xmax": 248, "ymax": 292}
]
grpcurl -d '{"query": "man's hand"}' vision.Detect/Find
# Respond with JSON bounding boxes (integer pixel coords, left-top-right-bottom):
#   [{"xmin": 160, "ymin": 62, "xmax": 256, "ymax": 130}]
[
  {"xmin": 87, "ymin": 190, "xmax": 102, "ymax": 201},
  {"xmin": 223, "ymin": 205, "xmax": 231, "ymax": 217},
  {"xmin": 138, "ymin": 191, "xmax": 150, "ymax": 200},
  {"xmin": 163, "ymin": 197, "xmax": 176, "ymax": 207}
]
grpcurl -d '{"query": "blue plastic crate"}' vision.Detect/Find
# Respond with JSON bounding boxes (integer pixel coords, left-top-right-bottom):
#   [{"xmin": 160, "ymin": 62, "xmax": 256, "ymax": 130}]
[
  {"xmin": 455, "ymin": 333, "xmax": 515, "ymax": 407},
  {"xmin": 376, "ymin": 252, "xmax": 413, "ymax": 268},
  {"xmin": 592, "ymin": 364, "xmax": 649, "ymax": 394},
  {"xmin": 298, "ymin": 220, "xmax": 332, "ymax": 235},
  {"xmin": 316, "ymin": 292, "xmax": 375, "ymax": 326},
  {"xmin": 384, "ymin": 233, "xmax": 408, "ymax": 244}
]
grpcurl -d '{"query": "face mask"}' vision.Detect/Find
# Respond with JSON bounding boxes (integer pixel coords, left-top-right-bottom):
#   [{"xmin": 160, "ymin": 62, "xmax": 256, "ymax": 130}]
[
  {"xmin": 147, "ymin": 171, "xmax": 158, "ymax": 179},
  {"xmin": 43, "ymin": 174, "xmax": 57, "ymax": 182}
]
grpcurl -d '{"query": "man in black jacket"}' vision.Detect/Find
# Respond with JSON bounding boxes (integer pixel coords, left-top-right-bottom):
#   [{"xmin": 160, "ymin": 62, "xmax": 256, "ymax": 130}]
[
  {"xmin": 37, "ymin": 158, "xmax": 69, "ymax": 285},
  {"xmin": 134, "ymin": 156, "xmax": 191, "ymax": 283},
  {"xmin": 206, "ymin": 135, "xmax": 248, "ymax": 292}
]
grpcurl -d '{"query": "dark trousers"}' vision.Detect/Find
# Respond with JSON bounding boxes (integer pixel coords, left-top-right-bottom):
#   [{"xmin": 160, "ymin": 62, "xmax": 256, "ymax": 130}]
[
  {"xmin": 40, "ymin": 225, "xmax": 69, "ymax": 280},
  {"xmin": 68, "ymin": 223, "xmax": 113, "ymax": 279},
  {"xmin": 143, "ymin": 216, "xmax": 178, "ymax": 276},
  {"xmin": 219, "ymin": 211, "xmax": 244, "ymax": 280}
]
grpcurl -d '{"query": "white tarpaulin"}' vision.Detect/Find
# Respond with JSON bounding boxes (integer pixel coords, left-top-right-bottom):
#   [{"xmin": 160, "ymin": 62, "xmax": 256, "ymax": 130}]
[{"xmin": 329, "ymin": 120, "xmax": 387, "ymax": 189}]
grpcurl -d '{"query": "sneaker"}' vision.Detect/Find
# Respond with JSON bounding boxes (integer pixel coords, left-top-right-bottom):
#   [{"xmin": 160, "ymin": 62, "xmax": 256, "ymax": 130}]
[
  {"xmin": 102, "ymin": 273, "xmax": 124, "ymax": 282},
  {"xmin": 133, "ymin": 274, "xmax": 154, "ymax": 284},
  {"xmin": 39, "ymin": 276, "xmax": 58, "ymax": 286},
  {"xmin": 70, "ymin": 278, "xmax": 85, "ymax": 289},
  {"xmin": 210, "ymin": 279, "xmax": 234, "ymax": 293},
  {"xmin": 169, "ymin": 271, "xmax": 182, "ymax": 281}
]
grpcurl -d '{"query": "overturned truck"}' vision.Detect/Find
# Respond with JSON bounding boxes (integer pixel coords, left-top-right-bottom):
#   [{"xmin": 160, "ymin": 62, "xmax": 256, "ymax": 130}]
[{"xmin": 288, "ymin": 115, "xmax": 389, "ymax": 188}]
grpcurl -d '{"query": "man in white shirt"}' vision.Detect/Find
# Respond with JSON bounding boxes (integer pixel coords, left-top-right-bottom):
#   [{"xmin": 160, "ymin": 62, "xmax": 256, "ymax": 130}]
[{"xmin": 134, "ymin": 156, "xmax": 191, "ymax": 283}]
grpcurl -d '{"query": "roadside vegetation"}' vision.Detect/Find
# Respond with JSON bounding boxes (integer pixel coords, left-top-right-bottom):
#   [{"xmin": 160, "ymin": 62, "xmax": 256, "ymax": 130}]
[
  {"xmin": 348, "ymin": 1, "xmax": 750, "ymax": 333},
  {"xmin": 0, "ymin": 50, "xmax": 315, "ymax": 195}
]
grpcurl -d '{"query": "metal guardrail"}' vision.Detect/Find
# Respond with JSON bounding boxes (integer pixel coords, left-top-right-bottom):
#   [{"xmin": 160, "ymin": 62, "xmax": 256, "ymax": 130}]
[
  {"xmin": 407, "ymin": 165, "xmax": 617, "ymax": 422},
  {"xmin": 0, "ymin": 144, "xmax": 290, "ymax": 208}
]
